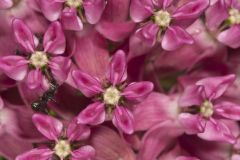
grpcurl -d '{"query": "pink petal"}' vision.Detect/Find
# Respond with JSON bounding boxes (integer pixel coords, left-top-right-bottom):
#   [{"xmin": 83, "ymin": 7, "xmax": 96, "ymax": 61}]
[
  {"xmin": 67, "ymin": 118, "xmax": 91, "ymax": 141},
  {"xmin": 72, "ymin": 70, "xmax": 103, "ymax": 97},
  {"xmin": 196, "ymin": 74, "xmax": 236, "ymax": 100},
  {"xmin": 12, "ymin": 19, "xmax": 37, "ymax": 53},
  {"xmin": 178, "ymin": 113, "xmax": 206, "ymax": 134},
  {"xmin": 96, "ymin": 20, "xmax": 136, "ymax": 42},
  {"xmin": 215, "ymin": 102, "xmax": 240, "ymax": 120},
  {"xmin": 122, "ymin": 81, "xmax": 154, "ymax": 102},
  {"xmin": 0, "ymin": 56, "xmax": 28, "ymax": 81},
  {"xmin": 77, "ymin": 102, "xmax": 106, "ymax": 125},
  {"xmin": 83, "ymin": 0, "xmax": 106, "ymax": 24},
  {"xmin": 162, "ymin": 26, "xmax": 194, "ymax": 51},
  {"xmin": 217, "ymin": 26, "xmax": 240, "ymax": 48},
  {"xmin": 232, "ymin": 154, "xmax": 240, "ymax": 160},
  {"xmin": 198, "ymin": 118, "xmax": 236, "ymax": 144},
  {"xmin": 26, "ymin": 69, "xmax": 46, "ymax": 90},
  {"xmin": 48, "ymin": 56, "xmax": 72, "ymax": 83},
  {"xmin": 152, "ymin": 0, "xmax": 173, "ymax": 9},
  {"xmin": 135, "ymin": 23, "xmax": 159, "ymax": 46},
  {"xmin": 130, "ymin": 0, "xmax": 154, "ymax": 22},
  {"xmin": 172, "ymin": 0, "xmax": 209, "ymax": 20},
  {"xmin": 43, "ymin": 21, "xmax": 66, "ymax": 55},
  {"xmin": 179, "ymin": 85, "xmax": 203, "ymax": 107},
  {"xmin": 176, "ymin": 156, "xmax": 200, "ymax": 160},
  {"xmin": 37, "ymin": 0, "xmax": 63, "ymax": 21},
  {"xmin": 112, "ymin": 106, "xmax": 134, "ymax": 134},
  {"xmin": 32, "ymin": 113, "xmax": 63, "ymax": 140},
  {"xmin": 71, "ymin": 145, "xmax": 95, "ymax": 160},
  {"xmin": 107, "ymin": 50, "xmax": 127, "ymax": 85},
  {"xmin": 15, "ymin": 148, "xmax": 53, "ymax": 160},
  {"xmin": 61, "ymin": 7, "xmax": 83, "ymax": 31},
  {"xmin": 0, "ymin": 0, "xmax": 13, "ymax": 9}
]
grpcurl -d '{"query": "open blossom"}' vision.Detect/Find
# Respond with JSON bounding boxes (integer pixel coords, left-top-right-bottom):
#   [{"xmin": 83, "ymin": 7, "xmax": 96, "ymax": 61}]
[
  {"xmin": 72, "ymin": 50, "xmax": 154, "ymax": 134},
  {"xmin": 16, "ymin": 113, "xmax": 95, "ymax": 160},
  {"xmin": 178, "ymin": 74, "xmax": 240, "ymax": 143},
  {"xmin": 130, "ymin": 0, "xmax": 209, "ymax": 50},
  {"xmin": 36, "ymin": 0, "xmax": 106, "ymax": 31},
  {"xmin": 0, "ymin": 19, "xmax": 71, "ymax": 91}
]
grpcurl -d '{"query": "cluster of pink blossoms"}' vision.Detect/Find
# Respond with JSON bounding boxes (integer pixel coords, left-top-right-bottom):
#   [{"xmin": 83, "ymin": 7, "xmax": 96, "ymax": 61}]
[{"xmin": 1, "ymin": 0, "xmax": 240, "ymax": 160}]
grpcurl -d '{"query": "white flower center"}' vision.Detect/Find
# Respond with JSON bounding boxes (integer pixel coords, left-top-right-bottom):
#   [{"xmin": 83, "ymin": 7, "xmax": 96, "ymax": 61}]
[
  {"xmin": 54, "ymin": 140, "xmax": 71, "ymax": 159},
  {"xmin": 66, "ymin": 0, "xmax": 82, "ymax": 8},
  {"xmin": 228, "ymin": 8, "xmax": 240, "ymax": 25},
  {"xmin": 154, "ymin": 10, "xmax": 171, "ymax": 27},
  {"xmin": 103, "ymin": 87, "xmax": 121, "ymax": 105},
  {"xmin": 200, "ymin": 101, "xmax": 214, "ymax": 118},
  {"xmin": 30, "ymin": 51, "xmax": 48, "ymax": 68}
]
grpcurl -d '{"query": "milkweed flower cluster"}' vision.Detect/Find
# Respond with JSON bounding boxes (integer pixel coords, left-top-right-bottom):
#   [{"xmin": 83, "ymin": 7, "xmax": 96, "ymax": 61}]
[{"xmin": 2, "ymin": 0, "xmax": 240, "ymax": 160}]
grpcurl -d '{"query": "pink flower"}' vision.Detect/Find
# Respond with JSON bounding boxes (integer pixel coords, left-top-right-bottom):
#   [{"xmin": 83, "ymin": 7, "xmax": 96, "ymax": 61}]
[
  {"xmin": 206, "ymin": 0, "xmax": 240, "ymax": 48},
  {"xmin": 0, "ymin": 0, "xmax": 13, "ymax": 9},
  {"xmin": 16, "ymin": 113, "xmax": 95, "ymax": 160},
  {"xmin": 36, "ymin": 0, "xmax": 106, "ymax": 31},
  {"xmin": 130, "ymin": 0, "xmax": 209, "ymax": 50},
  {"xmin": 72, "ymin": 50, "xmax": 154, "ymax": 134},
  {"xmin": 0, "ymin": 19, "xmax": 71, "ymax": 91},
  {"xmin": 179, "ymin": 74, "xmax": 240, "ymax": 143}
]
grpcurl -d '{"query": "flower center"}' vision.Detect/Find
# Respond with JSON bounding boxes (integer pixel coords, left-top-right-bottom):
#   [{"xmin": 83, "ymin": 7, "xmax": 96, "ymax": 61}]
[
  {"xmin": 30, "ymin": 51, "xmax": 48, "ymax": 68},
  {"xmin": 54, "ymin": 140, "xmax": 71, "ymax": 159},
  {"xmin": 103, "ymin": 87, "xmax": 121, "ymax": 105},
  {"xmin": 200, "ymin": 101, "xmax": 214, "ymax": 118},
  {"xmin": 154, "ymin": 10, "xmax": 171, "ymax": 27},
  {"xmin": 66, "ymin": 0, "xmax": 82, "ymax": 8},
  {"xmin": 228, "ymin": 8, "xmax": 240, "ymax": 25}
]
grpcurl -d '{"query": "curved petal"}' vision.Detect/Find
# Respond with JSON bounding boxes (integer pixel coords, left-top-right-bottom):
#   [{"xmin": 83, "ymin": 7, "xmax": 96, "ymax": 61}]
[
  {"xmin": 112, "ymin": 106, "xmax": 134, "ymax": 134},
  {"xmin": 77, "ymin": 102, "xmax": 106, "ymax": 125},
  {"xmin": 176, "ymin": 156, "xmax": 200, "ymax": 160},
  {"xmin": 72, "ymin": 70, "xmax": 103, "ymax": 97},
  {"xmin": 106, "ymin": 50, "xmax": 127, "ymax": 85},
  {"xmin": 215, "ymin": 102, "xmax": 240, "ymax": 120},
  {"xmin": 162, "ymin": 26, "xmax": 194, "ymax": 51},
  {"xmin": 172, "ymin": 0, "xmax": 209, "ymax": 20},
  {"xmin": 152, "ymin": 0, "xmax": 173, "ymax": 9},
  {"xmin": 130, "ymin": 0, "xmax": 154, "ymax": 22},
  {"xmin": 0, "ymin": 0, "xmax": 13, "ymax": 9},
  {"xmin": 16, "ymin": 148, "xmax": 53, "ymax": 160},
  {"xmin": 196, "ymin": 74, "xmax": 236, "ymax": 100},
  {"xmin": 197, "ymin": 118, "xmax": 236, "ymax": 144},
  {"xmin": 83, "ymin": 0, "xmax": 106, "ymax": 24},
  {"xmin": 217, "ymin": 25, "xmax": 240, "ymax": 49},
  {"xmin": 26, "ymin": 69, "xmax": 46, "ymax": 90},
  {"xmin": 122, "ymin": 81, "xmax": 154, "ymax": 102},
  {"xmin": 43, "ymin": 21, "xmax": 66, "ymax": 55},
  {"xmin": 37, "ymin": 0, "xmax": 63, "ymax": 21},
  {"xmin": 61, "ymin": 7, "xmax": 83, "ymax": 31},
  {"xmin": 67, "ymin": 118, "xmax": 91, "ymax": 141},
  {"xmin": 178, "ymin": 113, "xmax": 206, "ymax": 134},
  {"xmin": 0, "ymin": 56, "xmax": 28, "ymax": 81},
  {"xmin": 32, "ymin": 113, "xmax": 63, "ymax": 140},
  {"xmin": 71, "ymin": 145, "xmax": 95, "ymax": 160},
  {"xmin": 48, "ymin": 56, "xmax": 72, "ymax": 83},
  {"xmin": 179, "ymin": 85, "xmax": 203, "ymax": 107},
  {"xmin": 12, "ymin": 19, "xmax": 37, "ymax": 53}
]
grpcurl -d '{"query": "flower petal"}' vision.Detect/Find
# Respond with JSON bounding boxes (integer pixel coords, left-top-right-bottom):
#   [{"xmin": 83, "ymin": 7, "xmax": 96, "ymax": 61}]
[
  {"xmin": 26, "ymin": 69, "xmax": 46, "ymax": 90},
  {"xmin": 122, "ymin": 81, "xmax": 154, "ymax": 102},
  {"xmin": 71, "ymin": 145, "xmax": 95, "ymax": 160},
  {"xmin": 179, "ymin": 85, "xmax": 203, "ymax": 107},
  {"xmin": 83, "ymin": 0, "xmax": 106, "ymax": 24},
  {"xmin": 32, "ymin": 113, "xmax": 63, "ymax": 140},
  {"xmin": 67, "ymin": 118, "xmax": 91, "ymax": 141},
  {"xmin": 0, "ymin": 0, "xmax": 13, "ymax": 9},
  {"xmin": 176, "ymin": 156, "xmax": 200, "ymax": 160},
  {"xmin": 43, "ymin": 21, "xmax": 66, "ymax": 55},
  {"xmin": 162, "ymin": 26, "xmax": 194, "ymax": 51},
  {"xmin": 12, "ymin": 19, "xmax": 37, "ymax": 52},
  {"xmin": 215, "ymin": 102, "xmax": 240, "ymax": 120},
  {"xmin": 112, "ymin": 106, "xmax": 134, "ymax": 134},
  {"xmin": 72, "ymin": 70, "xmax": 103, "ymax": 97},
  {"xmin": 106, "ymin": 50, "xmax": 127, "ymax": 85},
  {"xmin": 77, "ymin": 102, "xmax": 105, "ymax": 125},
  {"xmin": 196, "ymin": 74, "xmax": 236, "ymax": 100},
  {"xmin": 16, "ymin": 148, "xmax": 53, "ymax": 160},
  {"xmin": 61, "ymin": 7, "xmax": 83, "ymax": 31},
  {"xmin": 130, "ymin": 0, "xmax": 154, "ymax": 22},
  {"xmin": 0, "ymin": 56, "xmax": 28, "ymax": 81},
  {"xmin": 217, "ymin": 25, "xmax": 240, "ymax": 48},
  {"xmin": 49, "ymin": 56, "xmax": 71, "ymax": 84}
]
